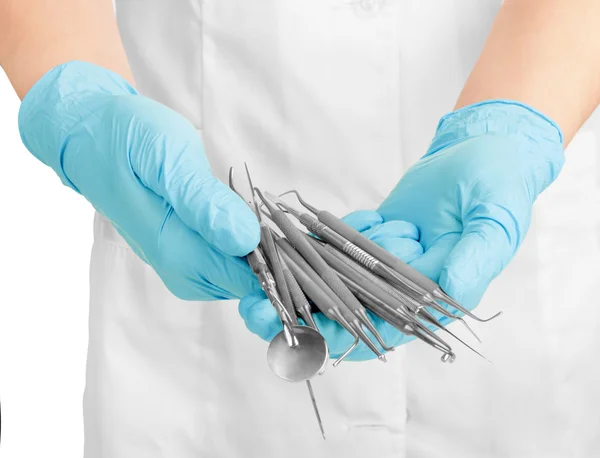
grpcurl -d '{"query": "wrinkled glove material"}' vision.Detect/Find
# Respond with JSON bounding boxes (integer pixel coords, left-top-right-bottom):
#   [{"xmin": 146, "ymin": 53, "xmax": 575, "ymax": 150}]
[
  {"xmin": 378, "ymin": 100, "xmax": 565, "ymax": 311},
  {"xmin": 19, "ymin": 61, "xmax": 260, "ymax": 301}
]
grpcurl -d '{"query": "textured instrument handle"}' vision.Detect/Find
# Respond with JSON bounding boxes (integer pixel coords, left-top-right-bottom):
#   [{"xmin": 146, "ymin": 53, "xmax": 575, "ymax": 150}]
[
  {"xmin": 341, "ymin": 243, "xmax": 378, "ymax": 270},
  {"xmin": 318, "ymin": 210, "xmax": 439, "ymax": 293},
  {"xmin": 259, "ymin": 226, "xmax": 296, "ymax": 321},
  {"xmin": 303, "ymin": 235, "xmax": 407, "ymax": 317},
  {"xmin": 269, "ymin": 209, "xmax": 365, "ymax": 314},
  {"xmin": 283, "ymin": 268, "xmax": 310, "ymax": 311},
  {"xmin": 324, "ymin": 243, "xmax": 419, "ymax": 312},
  {"xmin": 299, "ymin": 214, "xmax": 326, "ymax": 237}
]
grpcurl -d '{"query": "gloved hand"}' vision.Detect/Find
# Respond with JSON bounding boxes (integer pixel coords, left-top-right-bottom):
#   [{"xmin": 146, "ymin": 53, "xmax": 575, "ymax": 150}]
[
  {"xmin": 19, "ymin": 61, "xmax": 260, "ymax": 300},
  {"xmin": 378, "ymin": 100, "xmax": 565, "ymax": 311},
  {"xmin": 239, "ymin": 210, "xmax": 424, "ymax": 361},
  {"xmin": 239, "ymin": 101, "xmax": 564, "ymax": 360}
]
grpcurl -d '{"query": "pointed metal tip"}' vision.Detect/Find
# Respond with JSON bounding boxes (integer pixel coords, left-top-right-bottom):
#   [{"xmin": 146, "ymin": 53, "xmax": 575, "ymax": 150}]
[
  {"xmin": 378, "ymin": 354, "xmax": 388, "ymax": 363},
  {"xmin": 458, "ymin": 318, "xmax": 483, "ymax": 343},
  {"xmin": 434, "ymin": 290, "xmax": 503, "ymax": 323},
  {"xmin": 306, "ymin": 380, "xmax": 326, "ymax": 440},
  {"xmin": 440, "ymin": 326, "xmax": 488, "ymax": 362}
]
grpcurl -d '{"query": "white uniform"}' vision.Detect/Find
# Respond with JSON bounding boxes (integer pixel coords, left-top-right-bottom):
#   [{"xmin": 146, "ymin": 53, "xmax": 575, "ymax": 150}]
[{"xmin": 83, "ymin": 1, "xmax": 600, "ymax": 456}]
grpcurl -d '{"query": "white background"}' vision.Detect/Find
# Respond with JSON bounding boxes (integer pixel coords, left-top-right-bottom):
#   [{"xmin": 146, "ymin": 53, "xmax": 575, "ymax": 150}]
[{"xmin": 0, "ymin": 68, "xmax": 92, "ymax": 456}]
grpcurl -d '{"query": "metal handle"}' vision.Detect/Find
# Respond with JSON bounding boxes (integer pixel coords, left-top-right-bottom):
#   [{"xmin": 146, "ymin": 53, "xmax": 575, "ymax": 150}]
[
  {"xmin": 317, "ymin": 210, "xmax": 436, "ymax": 293},
  {"xmin": 259, "ymin": 226, "xmax": 296, "ymax": 321}
]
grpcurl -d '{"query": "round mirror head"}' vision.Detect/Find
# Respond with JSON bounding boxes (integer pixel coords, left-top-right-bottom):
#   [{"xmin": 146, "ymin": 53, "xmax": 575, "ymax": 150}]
[{"xmin": 267, "ymin": 325, "xmax": 328, "ymax": 382}]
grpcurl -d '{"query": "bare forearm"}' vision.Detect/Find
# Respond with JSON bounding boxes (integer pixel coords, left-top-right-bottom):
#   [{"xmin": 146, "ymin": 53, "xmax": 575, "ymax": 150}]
[
  {"xmin": 456, "ymin": 0, "xmax": 600, "ymax": 145},
  {"xmin": 0, "ymin": 0, "xmax": 134, "ymax": 99}
]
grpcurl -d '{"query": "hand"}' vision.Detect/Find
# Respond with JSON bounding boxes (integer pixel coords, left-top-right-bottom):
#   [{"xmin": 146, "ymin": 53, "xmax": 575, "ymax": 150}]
[
  {"xmin": 239, "ymin": 210, "xmax": 424, "ymax": 361},
  {"xmin": 378, "ymin": 100, "xmax": 565, "ymax": 311},
  {"xmin": 19, "ymin": 61, "xmax": 260, "ymax": 300}
]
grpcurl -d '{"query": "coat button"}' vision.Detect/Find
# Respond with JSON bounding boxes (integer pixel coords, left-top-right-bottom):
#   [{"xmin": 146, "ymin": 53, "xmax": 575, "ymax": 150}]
[{"xmin": 360, "ymin": 0, "xmax": 381, "ymax": 12}]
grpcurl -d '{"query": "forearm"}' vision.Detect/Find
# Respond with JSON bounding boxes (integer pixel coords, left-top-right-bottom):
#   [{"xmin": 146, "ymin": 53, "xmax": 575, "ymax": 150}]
[
  {"xmin": 0, "ymin": 0, "xmax": 134, "ymax": 99},
  {"xmin": 456, "ymin": 0, "xmax": 600, "ymax": 145}
]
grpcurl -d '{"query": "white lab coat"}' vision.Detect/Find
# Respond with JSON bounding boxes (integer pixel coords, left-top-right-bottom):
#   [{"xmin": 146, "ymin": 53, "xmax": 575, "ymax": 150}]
[{"xmin": 83, "ymin": 1, "xmax": 600, "ymax": 456}]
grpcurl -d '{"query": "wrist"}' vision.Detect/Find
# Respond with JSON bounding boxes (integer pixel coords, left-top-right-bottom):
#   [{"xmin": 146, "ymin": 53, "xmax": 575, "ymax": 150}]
[
  {"xmin": 427, "ymin": 100, "xmax": 564, "ymax": 161},
  {"xmin": 18, "ymin": 61, "xmax": 137, "ymax": 189}
]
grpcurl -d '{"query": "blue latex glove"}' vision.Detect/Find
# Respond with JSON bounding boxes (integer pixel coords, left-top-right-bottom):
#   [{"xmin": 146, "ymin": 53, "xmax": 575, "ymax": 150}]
[
  {"xmin": 19, "ymin": 61, "xmax": 260, "ymax": 300},
  {"xmin": 239, "ymin": 210, "xmax": 424, "ymax": 361},
  {"xmin": 378, "ymin": 100, "xmax": 565, "ymax": 311}
]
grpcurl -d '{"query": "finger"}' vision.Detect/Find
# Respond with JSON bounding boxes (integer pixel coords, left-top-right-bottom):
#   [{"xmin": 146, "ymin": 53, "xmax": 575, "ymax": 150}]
[
  {"xmin": 343, "ymin": 214, "xmax": 423, "ymax": 262},
  {"xmin": 361, "ymin": 221, "xmax": 422, "ymax": 263},
  {"xmin": 238, "ymin": 292, "xmax": 283, "ymax": 342},
  {"xmin": 406, "ymin": 232, "xmax": 458, "ymax": 284},
  {"xmin": 372, "ymin": 238, "xmax": 423, "ymax": 264},
  {"xmin": 362, "ymin": 220, "xmax": 420, "ymax": 241},
  {"xmin": 440, "ymin": 204, "xmax": 520, "ymax": 310},
  {"xmin": 154, "ymin": 204, "xmax": 261, "ymax": 300},
  {"xmin": 126, "ymin": 98, "xmax": 260, "ymax": 256},
  {"xmin": 341, "ymin": 210, "xmax": 383, "ymax": 232}
]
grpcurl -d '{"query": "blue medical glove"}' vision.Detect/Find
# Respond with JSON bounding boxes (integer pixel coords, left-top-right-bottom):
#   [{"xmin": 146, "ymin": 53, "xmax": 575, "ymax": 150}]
[
  {"xmin": 378, "ymin": 100, "xmax": 565, "ymax": 311},
  {"xmin": 19, "ymin": 61, "xmax": 260, "ymax": 300},
  {"xmin": 238, "ymin": 210, "xmax": 424, "ymax": 361}
]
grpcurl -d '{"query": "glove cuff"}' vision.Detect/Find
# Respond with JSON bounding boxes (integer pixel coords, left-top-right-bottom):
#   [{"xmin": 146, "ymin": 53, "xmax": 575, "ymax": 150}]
[
  {"xmin": 18, "ymin": 61, "xmax": 138, "ymax": 191},
  {"xmin": 428, "ymin": 99, "xmax": 563, "ymax": 155},
  {"xmin": 426, "ymin": 100, "xmax": 565, "ymax": 197}
]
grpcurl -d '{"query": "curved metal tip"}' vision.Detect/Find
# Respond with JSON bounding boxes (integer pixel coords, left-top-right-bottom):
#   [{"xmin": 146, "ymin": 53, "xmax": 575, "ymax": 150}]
[
  {"xmin": 264, "ymin": 191, "xmax": 303, "ymax": 218},
  {"xmin": 441, "ymin": 327, "xmax": 488, "ymax": 362},
  {"xmin": 228, "ymin": 167, "xmax": 234, "ymax": 188},
  {"xmin": 434, "ymin": 290, "xmax": 503, "ymax": 323},
  {"xmin": 278, "ymin": 189, "xmax": 320, "ymax": 214},
  {"xmin": 463, "ymin": 310, "xmax": 503, "ymax": 323},
  {"xmin": 333, "ymin": 337, "xmax": 359, "ymax": 367},
  {"xmin": 480, "ymin": 310, "xmax": 503, "ymax": 322},
  {"xmin": 356, "ymin": 309, "xmax": 395, "ymax": 352}
]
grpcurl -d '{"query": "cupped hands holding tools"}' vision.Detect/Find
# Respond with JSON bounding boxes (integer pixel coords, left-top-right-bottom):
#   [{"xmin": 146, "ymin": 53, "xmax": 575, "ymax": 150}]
[{"xmin": 239, "ymin": 100, "xmax": 565, "ymax": 361}]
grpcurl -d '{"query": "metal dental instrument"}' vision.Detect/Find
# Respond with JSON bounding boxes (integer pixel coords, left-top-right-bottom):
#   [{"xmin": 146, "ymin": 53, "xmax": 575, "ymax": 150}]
[
  {"xmin": 234, "ymin": 166, "xmax": 327, "ymax": 439},
  {"xmin": 261, "ymin": 191, "xmax": 392, "ymax": 352},
  {"xmin": 276, "ymin": 237, "xmax": 371, "ymax": 365},
  {"xmin": 245, "ymin": 166, "xmax": 296, "ymax": 320},
  {"xmin": 288, "ymin": 238, "xmax": 396, "ymax": 353},
  {"xmin": 267, "ymin": 191, "xmax": 482, "ymax": 341},
  {"xmin": 313, "ymin": 238, "xmax": 489, "ymax": 362},
  {"xmin": 266, "ymin": 191, "xmax": 423, "ymax": 301},
  {"xmin": 339, "ymin": 273, "xmax": 456, "ymax": 362},
  {"xmin": 315, "ymin": 238, "xmax": 486, "ymax": 353},
  {"xmin": 280, "ymin": 256, "xmax": 319, "ymax": 331},
  {"xmin": 305, "ymin": 377, "xmax": 326, "ymax": 440},
  {"xmin": 229, "ymin": 168, "xmax": 295, "ymax": 340},
  {"xmin": 277, "ymin": 256, "xmax": 327, "ymax": 440},
  {"xmin": 301, "ymin": 235, "xmax": 488, "ymax": 362},
  {"xmin": 243, "ymin": 243, "xmax": 329, "ymax": 379},
  {"xmin": 257, "ymin": 189, "xmax": 388, "ymax": 361},
  {"xmin": 279, "ymin": 190, "xmax": 502, "ymax": 323}
]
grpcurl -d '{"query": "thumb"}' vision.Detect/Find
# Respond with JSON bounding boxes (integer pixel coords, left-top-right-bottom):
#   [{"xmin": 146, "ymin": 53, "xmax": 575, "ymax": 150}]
[
  {"xmin": 129, "ymin": 98, "xmax": 260, "ymax": 256},
  {"xmin": 439, "ymin": 203, "xmax": 521, "ymax": 309}
]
